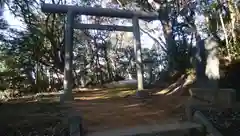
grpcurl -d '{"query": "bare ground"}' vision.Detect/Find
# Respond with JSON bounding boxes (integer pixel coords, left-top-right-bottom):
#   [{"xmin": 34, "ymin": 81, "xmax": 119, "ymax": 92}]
[{"xmin": 0, "ymin": 76, "xmax": 192, "ymax": 135}]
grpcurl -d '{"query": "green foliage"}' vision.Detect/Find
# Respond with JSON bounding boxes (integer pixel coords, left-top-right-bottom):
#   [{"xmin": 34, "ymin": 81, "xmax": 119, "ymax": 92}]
[{"xmin": 0, "ymin": 0, "xmax": 239, "ymax": 96}]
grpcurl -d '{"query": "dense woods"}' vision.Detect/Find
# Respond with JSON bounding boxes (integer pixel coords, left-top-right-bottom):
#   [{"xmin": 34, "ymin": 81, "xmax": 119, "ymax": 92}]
[
  {"xmin": 1, "ymin": 1, "xmax": 240, "ymax": 136},
  {"xmin": 0, "ymin": 0, "xmax": 240, "ymax": 99}
]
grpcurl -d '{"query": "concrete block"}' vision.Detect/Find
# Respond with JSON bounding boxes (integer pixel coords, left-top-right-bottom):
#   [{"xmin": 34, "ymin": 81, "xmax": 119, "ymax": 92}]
[
  {"xmin": 193, "ymin": 111, "xmax": 223, "ymax": 136},
  {"xmin": 87, "ymin": 122, "xmax": 202, "ymax": 136},
  {"xmin": 189, "ymin": 88, "xmax": 236, "ymax": 105},
  {"xmin": 68, "ymin": 115, "xmax": 84, "ymax": 136}
]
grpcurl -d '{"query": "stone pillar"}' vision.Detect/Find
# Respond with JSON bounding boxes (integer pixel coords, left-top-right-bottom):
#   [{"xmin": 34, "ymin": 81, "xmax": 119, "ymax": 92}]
[
  {"xmin": 132, "ymin": 16, "xmax": 144, "ymax": 91},
  {"xmin": 62, "ymin": 10, "xmax": 74, "ymax": 103}
]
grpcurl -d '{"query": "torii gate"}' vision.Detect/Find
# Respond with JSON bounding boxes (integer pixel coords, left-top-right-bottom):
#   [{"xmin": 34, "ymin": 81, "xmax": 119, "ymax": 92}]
[{"xmin": 41, "ymin": 3, "xmax": 159, "ymax": 102}]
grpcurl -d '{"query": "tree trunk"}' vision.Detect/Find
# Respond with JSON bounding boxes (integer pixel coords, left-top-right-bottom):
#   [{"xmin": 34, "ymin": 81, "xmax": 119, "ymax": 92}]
[
  {"xmin": 218, "ymin": 12, "xmax": 230, "ymax": 56},
  {"xmin": 157, "ymin": 2, "xmax": 176, "ymax": 72},
  {"xmin": 228, "ymin": 0, "xmax": 237, "ymax": 44},
  {"xmin": 104, "ymin": 47, "xmax": 113, "ymax": 81}
]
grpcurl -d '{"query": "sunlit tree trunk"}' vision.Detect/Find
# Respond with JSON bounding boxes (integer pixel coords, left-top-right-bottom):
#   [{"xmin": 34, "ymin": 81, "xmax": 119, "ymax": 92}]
[
  {"xmin": 218, "ymin": 13, "xmax": 230, "ymax": 55},
  {"xmin": 228, "ymin": 0, "xmax": 237, "ymax": 44},
  {"xmin": 157, "ymin": 2, "xmax": 176, "ymax": 72}
]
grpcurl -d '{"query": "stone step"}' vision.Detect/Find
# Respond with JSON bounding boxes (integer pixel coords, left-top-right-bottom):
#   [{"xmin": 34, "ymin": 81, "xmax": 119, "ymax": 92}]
[
  {"xmin": 87, "ymin": 122, "xmax": 203, "ymax": 136},
  {"xmin": 189, "ymin": 88, "xmax": 236, "ymax": 105}
]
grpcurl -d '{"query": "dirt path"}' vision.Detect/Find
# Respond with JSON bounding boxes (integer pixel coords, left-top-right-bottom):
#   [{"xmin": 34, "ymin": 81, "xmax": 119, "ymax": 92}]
[
  {"xmin": 0, "ymin": 88, "xmax": 190, "ymax": 135},
  {"xmin": 71, "ymin": 89, "xmax": 189, "ymax": 133}
]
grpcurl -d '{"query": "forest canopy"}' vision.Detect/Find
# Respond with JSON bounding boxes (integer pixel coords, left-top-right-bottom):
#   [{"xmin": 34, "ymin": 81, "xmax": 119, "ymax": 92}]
[{"xmin": 0, "ymin": 0, "xmax": 240, "ymax": 97}]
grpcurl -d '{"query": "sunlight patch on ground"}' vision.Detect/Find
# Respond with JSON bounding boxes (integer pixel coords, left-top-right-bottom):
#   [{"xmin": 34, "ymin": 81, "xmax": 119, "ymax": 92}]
[
  {"xmin": 154, "ymin": 82, "xmax": 179, "ymax": 95},
  {"xmin": 166, "ymin": 86, "xmax": 182, "ymax": 95},
  {"xmin": 166, "ymin": 77, "xmax": 195, "ymax": 95},
  {"xmin": 135, "ymin": 111, "xmax": 165, "ymax": 116},
  {"xmin": 123, "ymin": 103, "xmax": 144, "ymax": 108},
  {"xmin": 155, "ymin": 75, "xmax": 195, "ymax": 96},
  {"xmin": 109, "ymin": 90, "xmax": 136, "ymax": 97},
  {"xmin": 155, "ymin": 89, "xmax": 171, "ymax": 95},
  {"xmin": 75, "ymin": 96, "xmax": 110, "ymax": 100},
  {"xmin": 74, "ymin": 88, "xmax": 102, "ymax": 92},
  {"xmin": 74, "ymin": 88, "xmax": 136, "ymax": 100}
]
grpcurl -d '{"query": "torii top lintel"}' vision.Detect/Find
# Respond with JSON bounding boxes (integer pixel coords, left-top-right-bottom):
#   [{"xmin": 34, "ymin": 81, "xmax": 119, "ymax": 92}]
[{"xmin": 41, "ymin": 3, "xmax": 159, "ymax": 21}]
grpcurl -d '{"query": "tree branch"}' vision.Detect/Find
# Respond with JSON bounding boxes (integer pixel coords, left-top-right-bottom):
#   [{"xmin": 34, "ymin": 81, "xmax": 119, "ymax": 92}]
[{"xmin": 140, "ymin": 27, "xmax": 167, "ymax": 52}]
